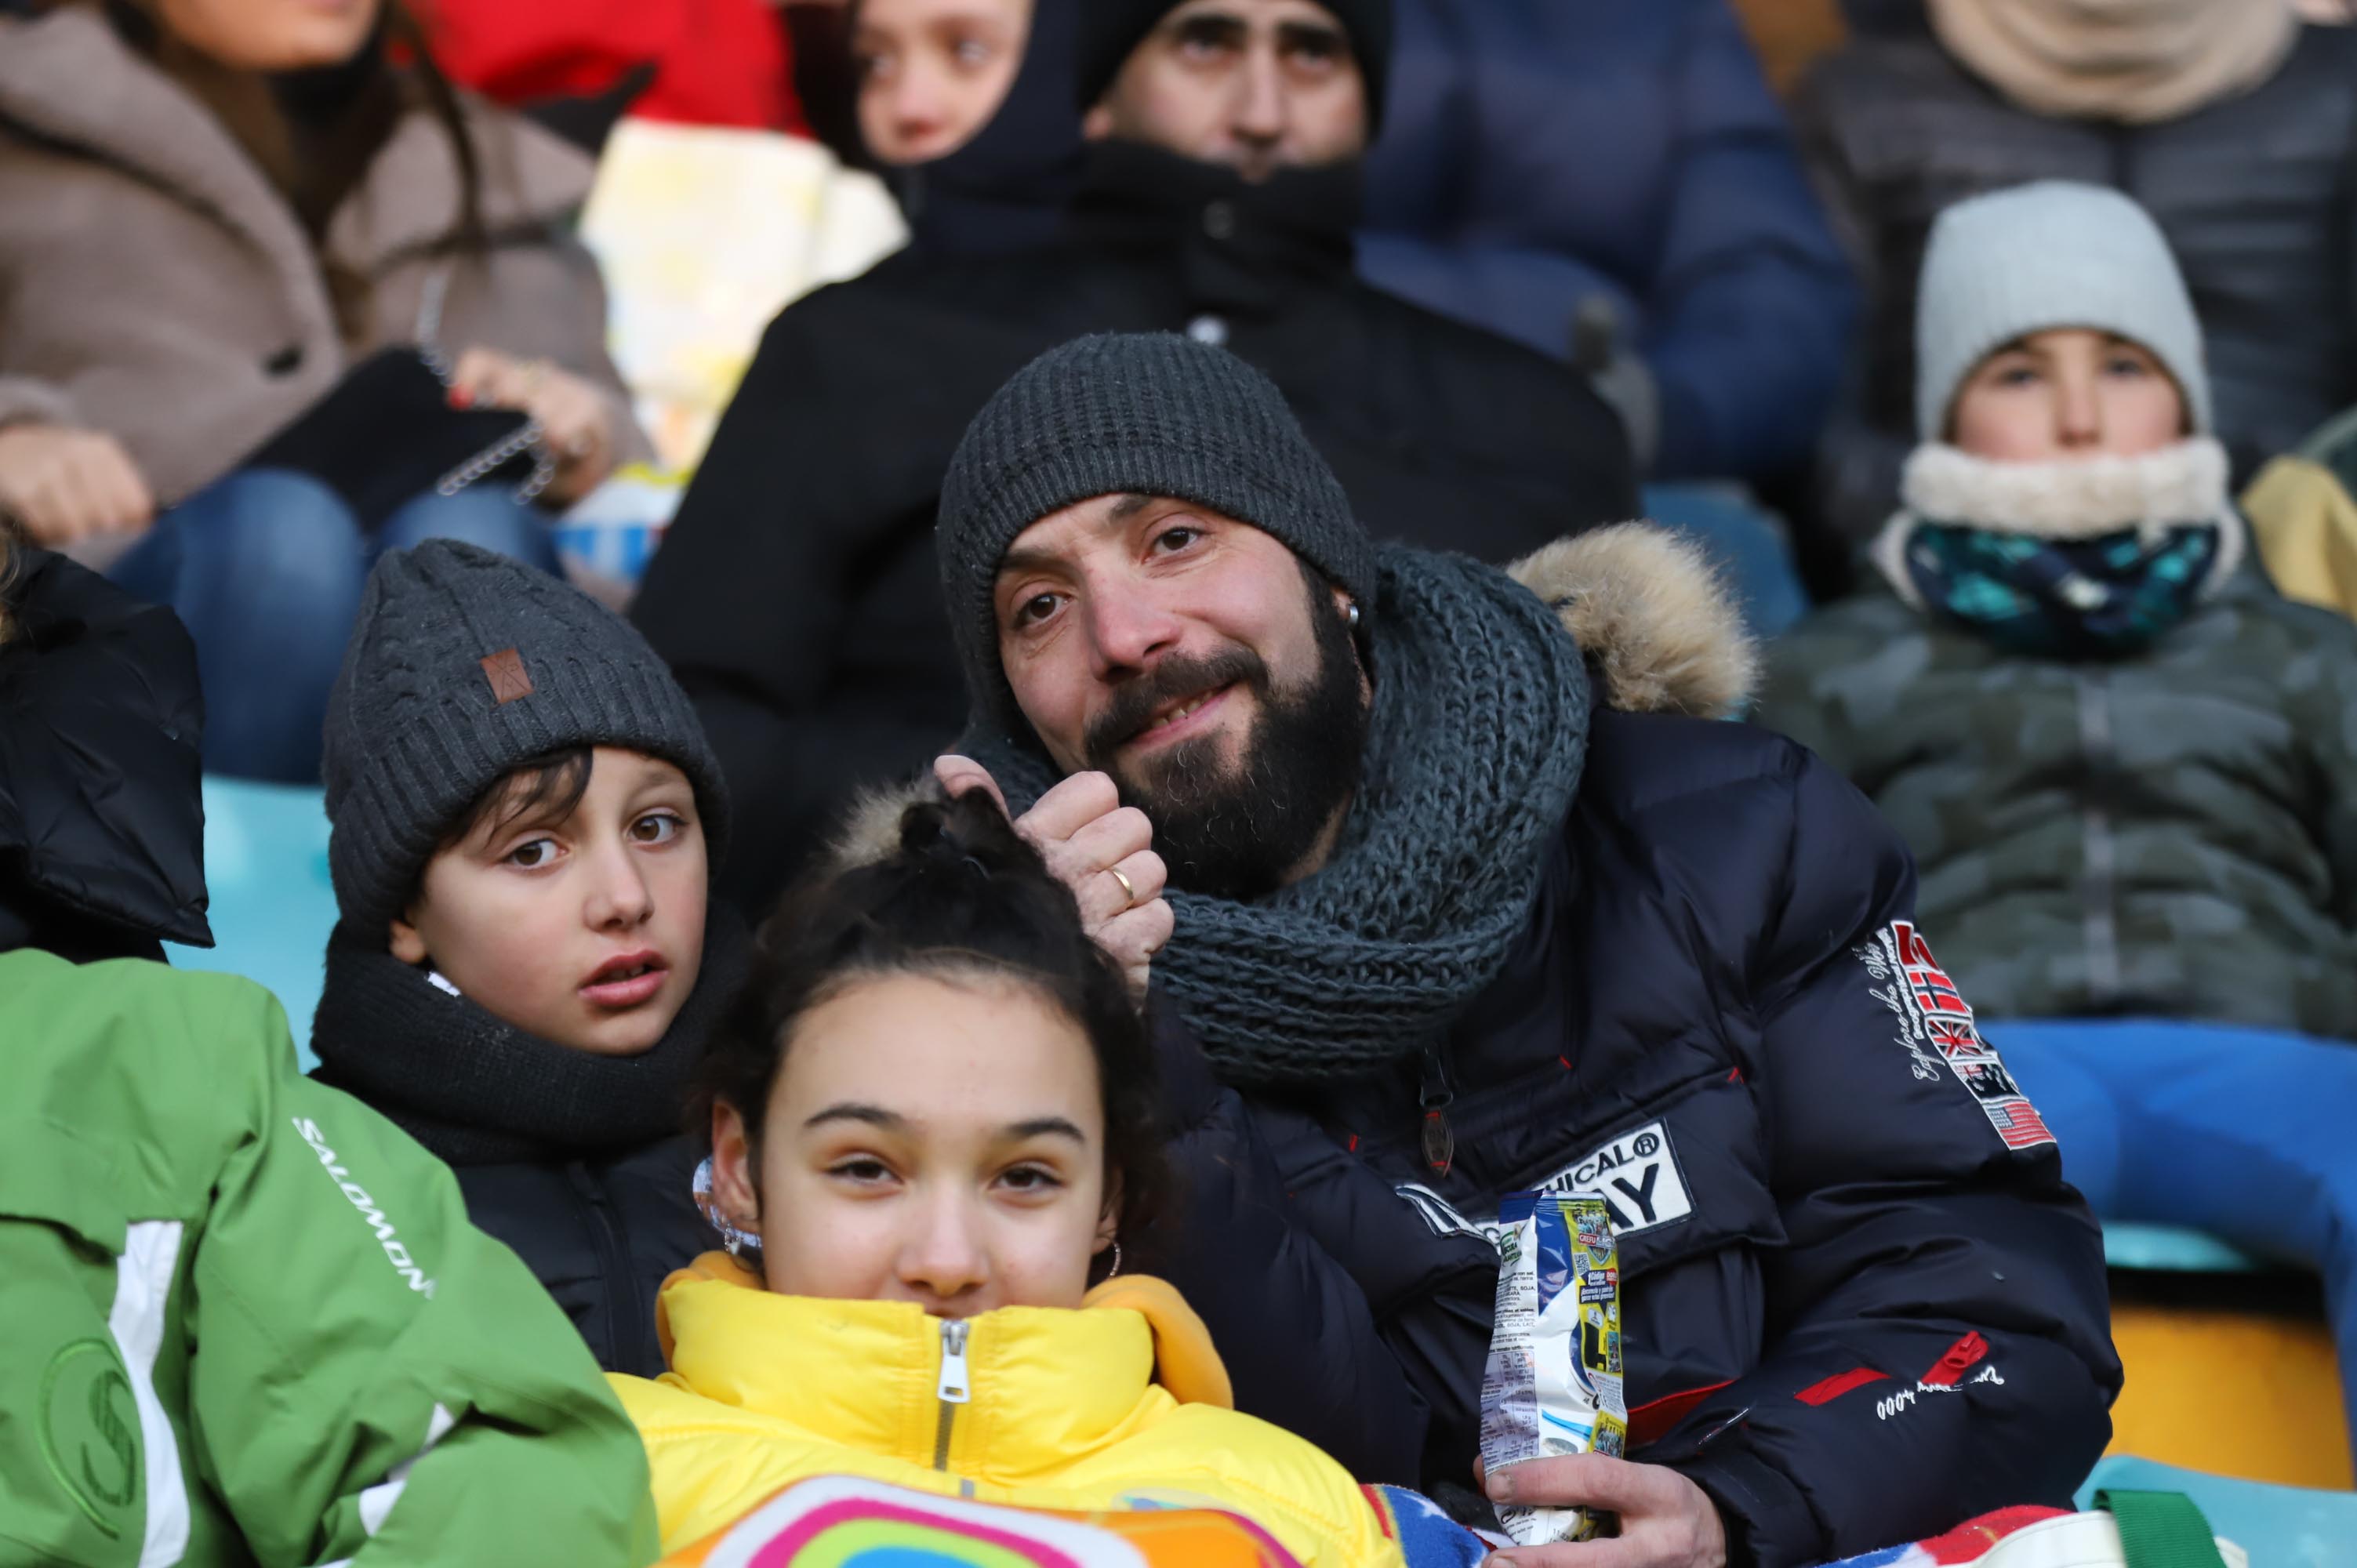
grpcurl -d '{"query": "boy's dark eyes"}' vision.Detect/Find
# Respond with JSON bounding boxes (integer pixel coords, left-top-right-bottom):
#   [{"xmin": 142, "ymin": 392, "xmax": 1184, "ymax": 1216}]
[
  {"xmin": 998, "ymin": 1164, "xmax": 1063, "ymax": 1192},
  {"xmin": 830, "ymin": 1157, "xmax": 894, "ymax": 1183},
  {"xmin": 504, "ymin": 837, "xmax": 558, "ymax": 869},
  {"xmin": 1153, "ymin": 525, "xmax": 1201, "ymax": 554},
  {"xmin": 630, "ymin": 811, "xmax": 687, "ymax": 844}
]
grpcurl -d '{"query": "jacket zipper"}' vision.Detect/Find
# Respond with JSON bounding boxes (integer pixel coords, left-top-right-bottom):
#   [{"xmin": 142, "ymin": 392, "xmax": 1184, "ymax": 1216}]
[
  {"xmin": 567, "ymin": 1162, "xmax": 635, "ymax": 1373},
  {"xmin": 1418, "ymin": 1047, "xmax": 1458, "ymax": 1178},
  {"xmin": 932, "ymin": 1318, "xmax": 971, "ymax": 1471},
  {"xmin": 2076, "ymin": 674, "xmax": 2123, "ymax": 1005}
]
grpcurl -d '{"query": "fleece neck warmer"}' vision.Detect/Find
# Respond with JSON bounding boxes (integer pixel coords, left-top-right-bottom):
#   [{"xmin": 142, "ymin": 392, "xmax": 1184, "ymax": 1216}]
[{"xmin": 1874, "ymin": 437, "xmax": 2245, "ymax": 658}]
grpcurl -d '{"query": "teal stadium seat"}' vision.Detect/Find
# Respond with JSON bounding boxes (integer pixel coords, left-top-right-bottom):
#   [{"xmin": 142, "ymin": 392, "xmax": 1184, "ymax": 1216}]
[
  {"xmin": 2074, "ymin": 1456, "xmax": 2357, "ymax": 1568},
  {"xmin": 165, "ymin": 777, "xmax": 336, "ymax": 1068}
]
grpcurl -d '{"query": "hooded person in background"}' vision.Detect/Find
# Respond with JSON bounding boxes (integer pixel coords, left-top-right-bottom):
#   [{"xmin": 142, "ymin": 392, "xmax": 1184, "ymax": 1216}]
[
  {"xmin": 1793, "ymin": 0, "xmax": 2357, "ymax": 558},
  {"xmin": 912, "ymin": 332, "xmax": 2118, "ymax": 1565},
  {"xmin": 851, "ymin": 0, "xmax": 1084, "ymax": 256},
  {"xmin": 632, "ymin": 0, "xmax": 1639, "ymax": 920},
  {"xmin": 0, "ymin": 525, "xmax": 660, "ymax": 1566}
]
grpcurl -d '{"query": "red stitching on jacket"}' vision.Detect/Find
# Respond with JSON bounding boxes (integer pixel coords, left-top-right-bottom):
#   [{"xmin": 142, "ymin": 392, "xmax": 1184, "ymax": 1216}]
[{"xmin": 1794, "ymin": 1367, "xmax": 1887, "ymax": 1406}]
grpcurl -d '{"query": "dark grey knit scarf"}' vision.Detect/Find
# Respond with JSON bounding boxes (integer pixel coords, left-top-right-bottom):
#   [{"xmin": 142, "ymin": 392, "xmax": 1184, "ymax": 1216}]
[
  {"xmin": 960, "ymin": 547, "xmax": 1590, "ymax": 1086},
  {"xmin": 310, "ymin": 911, "xmax": 747, "ymax": 1164}
]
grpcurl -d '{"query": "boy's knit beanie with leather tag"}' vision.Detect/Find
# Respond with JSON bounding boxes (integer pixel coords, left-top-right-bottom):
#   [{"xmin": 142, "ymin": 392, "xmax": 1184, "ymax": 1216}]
[
  {"xmin": 323, "ymin": 541, "xmax": 728, "ymax": 943},
  {"xmin": 1075, "ymin": 0, "xmax": 1393, "ymax": 131},
  {"xmin": 1915, "ymin": 180, "xmax": 2212, "ymax": 441},
  {"xmin": 935, "ymin": 331, "xmax": 1375, "ymax": 735}
]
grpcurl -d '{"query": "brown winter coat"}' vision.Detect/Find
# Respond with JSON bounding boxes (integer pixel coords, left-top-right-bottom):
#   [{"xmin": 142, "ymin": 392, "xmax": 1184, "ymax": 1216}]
[{"xmin": 0, "ymin": 5, "xmax": 641, "ymax": 510}]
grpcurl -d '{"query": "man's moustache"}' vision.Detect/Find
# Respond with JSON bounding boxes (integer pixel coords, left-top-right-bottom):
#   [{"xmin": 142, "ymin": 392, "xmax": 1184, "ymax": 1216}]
[{"xmin": 1084, "ymin": 648, "xmax": 1266, "ymax": 760}]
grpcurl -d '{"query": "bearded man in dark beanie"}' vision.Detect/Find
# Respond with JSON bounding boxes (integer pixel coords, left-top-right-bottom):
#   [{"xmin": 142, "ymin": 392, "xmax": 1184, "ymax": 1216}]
[
  {"xmin": 917, "ymin": 334, "xmax": 2120, "ymax": 1568},
  {"xmin": 633, "ymin": 0, "xmax": 1636, "ymax": 923}
]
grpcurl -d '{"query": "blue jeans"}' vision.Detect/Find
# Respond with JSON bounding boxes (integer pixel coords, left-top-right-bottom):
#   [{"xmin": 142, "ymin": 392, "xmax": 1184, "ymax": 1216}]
[
  {"xmin": 1996, "ymin": 1018, "xmax": 2357, "ymax": 1448},
  {"xmin": 111, "ymin": 469, "xmax": 557, "ymax": 782}
]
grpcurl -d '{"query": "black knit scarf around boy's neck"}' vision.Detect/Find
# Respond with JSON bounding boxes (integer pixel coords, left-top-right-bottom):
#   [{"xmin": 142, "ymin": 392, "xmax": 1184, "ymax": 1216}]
[{"xmin": 310, "ymin": 911, "xmax": 747, "ymax": 1166}]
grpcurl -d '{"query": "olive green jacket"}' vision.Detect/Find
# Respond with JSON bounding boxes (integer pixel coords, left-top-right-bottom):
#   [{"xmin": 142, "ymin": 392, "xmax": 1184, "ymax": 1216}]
[{"xmin": 1756, "ymin": 572, "xmax": 2357, "ymax": 1040}]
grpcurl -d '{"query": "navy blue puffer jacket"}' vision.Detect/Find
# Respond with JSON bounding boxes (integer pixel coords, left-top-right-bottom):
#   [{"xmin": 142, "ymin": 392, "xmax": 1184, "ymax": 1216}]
[
  {"xmin": 1358, "ymin": 0, "xmax": 1858, "ymax": 482},
  {"xmin": 1149, "ymin": 536, "xmax": 2119, "ymax": 1564}
]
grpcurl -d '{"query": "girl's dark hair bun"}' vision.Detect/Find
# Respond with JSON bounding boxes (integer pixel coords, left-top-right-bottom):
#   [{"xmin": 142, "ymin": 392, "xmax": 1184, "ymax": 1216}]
[
  {"xmin": 894, "ymin": 789, "xmax": 1038, "ymax": 884},
  {"xmin": 698, "ymin": 785, "xmax": 1172, "ymax": 1249}
]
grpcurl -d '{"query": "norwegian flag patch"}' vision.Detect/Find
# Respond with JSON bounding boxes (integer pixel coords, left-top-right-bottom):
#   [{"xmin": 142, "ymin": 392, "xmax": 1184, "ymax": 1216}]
[{"xmin": 1858, "ymin": 922, "xmax": 2057, "ymax": 1152}]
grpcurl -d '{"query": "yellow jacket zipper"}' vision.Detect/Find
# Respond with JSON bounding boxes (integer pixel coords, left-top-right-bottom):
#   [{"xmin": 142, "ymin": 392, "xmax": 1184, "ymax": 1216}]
[{"xmin": 932, "ymin": 1317, "xmax": 971, "ymax": 1470}]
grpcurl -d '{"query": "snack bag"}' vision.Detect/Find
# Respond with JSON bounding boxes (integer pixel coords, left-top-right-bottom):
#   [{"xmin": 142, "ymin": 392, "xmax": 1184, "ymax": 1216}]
[{"xmin": 1479, "ymin": 1192, "xmax": 1629, "ymax": 1546}]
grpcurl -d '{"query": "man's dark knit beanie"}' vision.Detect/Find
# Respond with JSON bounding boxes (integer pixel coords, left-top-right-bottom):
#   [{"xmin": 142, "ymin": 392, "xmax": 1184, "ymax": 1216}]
[
  {"xmin": 937, "ymin": 332, "xmax": 1374, "ymax": 732},
  {"xmin": 322, "ymin": 540, "xmax": 728, "ymax": 942},
  {"xmin": 1075, "ymin": 0, "xmax": 1393, "ymax": 132}
]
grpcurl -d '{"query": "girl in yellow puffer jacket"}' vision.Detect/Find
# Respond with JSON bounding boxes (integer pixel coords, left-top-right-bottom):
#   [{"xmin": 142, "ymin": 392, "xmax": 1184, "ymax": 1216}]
[{"xmin": 608, "ymin": 793, "xmax": 1407, "ymax": 1568}]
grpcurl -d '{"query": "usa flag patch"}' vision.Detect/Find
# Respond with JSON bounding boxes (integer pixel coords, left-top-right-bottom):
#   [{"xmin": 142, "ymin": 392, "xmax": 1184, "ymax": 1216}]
[{"xmin": 1858, "ymin": 921, "xmax": 2057, "ymax": 1152}]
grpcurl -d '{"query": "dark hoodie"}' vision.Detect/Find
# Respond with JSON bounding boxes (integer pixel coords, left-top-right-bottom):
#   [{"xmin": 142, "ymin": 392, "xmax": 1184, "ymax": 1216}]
[
  {"xmin": 879, "ymin": 0, "xmax": 1084, "ymax": 256},
  {"xmin": 0, "ymin": 545, "xmax": 212, "ymax": 964}
]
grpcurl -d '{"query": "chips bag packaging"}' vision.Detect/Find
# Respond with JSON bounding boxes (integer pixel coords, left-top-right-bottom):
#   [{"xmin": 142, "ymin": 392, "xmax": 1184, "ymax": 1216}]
[{"xmin": 1479, "ymin": 1191, "xmax": 1629, "ymax": 1545}]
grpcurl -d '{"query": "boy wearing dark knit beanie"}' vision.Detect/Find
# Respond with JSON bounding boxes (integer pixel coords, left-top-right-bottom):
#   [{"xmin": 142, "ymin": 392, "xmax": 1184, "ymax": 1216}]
[{"xmin": 311, "ymin": 539, "xmax": 746, "ymax": 1379}]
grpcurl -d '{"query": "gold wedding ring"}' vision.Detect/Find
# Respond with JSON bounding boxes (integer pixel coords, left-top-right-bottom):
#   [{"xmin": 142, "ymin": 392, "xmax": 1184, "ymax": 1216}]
[{"xmin": 1107, "ymin": 865, "xmax": 1138, "ymax": 907}]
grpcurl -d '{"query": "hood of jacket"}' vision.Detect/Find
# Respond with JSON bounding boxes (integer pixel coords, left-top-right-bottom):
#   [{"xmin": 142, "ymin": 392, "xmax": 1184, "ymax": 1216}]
[
  {"xmin": 0, "ymin": 6, "xmax": 595, "ymax": 304},
  {"xmin": 613, "ymin": 1254, "xmax": 1399, "ymax": 1562},
  {"xmin": 884, "ymin": 0, "xmax": 1084, "ymax": 257},
  {"xmin": 0, "ymin": 547, "xmax": 209, "ymax": 962}
]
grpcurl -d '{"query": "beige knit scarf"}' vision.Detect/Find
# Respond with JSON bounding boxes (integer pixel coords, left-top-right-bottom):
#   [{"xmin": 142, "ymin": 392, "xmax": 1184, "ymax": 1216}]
[{"xmin": 1930, "ymin": 0, "xmax": 2300, "ymax": 124}]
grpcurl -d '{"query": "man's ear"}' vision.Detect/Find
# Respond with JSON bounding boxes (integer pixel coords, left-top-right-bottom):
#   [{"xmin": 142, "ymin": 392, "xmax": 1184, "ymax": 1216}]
[
  {"xmin": 711, "ymin": 1100, "xmax": 764, "ymax": 1238},
  {"xmin": 1082, "ymin": 101, "xmax": 1114, "ymax": 141},
  {"xmin": 389, "ymin": 910, "xmax": 429, "ymax": 966}
]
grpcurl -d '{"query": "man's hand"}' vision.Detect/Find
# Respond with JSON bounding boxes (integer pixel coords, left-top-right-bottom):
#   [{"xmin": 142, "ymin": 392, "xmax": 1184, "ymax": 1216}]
[
  {"xmin": 1480, "ymin": 1454, "xmax": 1728, "ymax": 1568},
  {"xmin": 935, "ymin": 754, "xmax": 1173, "ymax": 996},
  {"xmin": 0, "ymin": 423, "xmax": 154, "ymax": 546},
  {"xmin": 447, "ymin": 348, "xmax": 619, "ymax": 505}
]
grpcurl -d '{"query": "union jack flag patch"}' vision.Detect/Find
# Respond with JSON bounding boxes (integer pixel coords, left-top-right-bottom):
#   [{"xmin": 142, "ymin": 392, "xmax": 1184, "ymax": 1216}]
[{"xmin": 1858, "ymin": 921, "xmax": 2058, "ymax": 1152}]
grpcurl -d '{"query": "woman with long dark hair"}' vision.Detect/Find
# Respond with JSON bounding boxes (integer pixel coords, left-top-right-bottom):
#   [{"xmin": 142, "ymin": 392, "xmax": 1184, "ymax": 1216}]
[{"xmin": 0, "ymin": 0, "xmax": 645, "ymax": 780}]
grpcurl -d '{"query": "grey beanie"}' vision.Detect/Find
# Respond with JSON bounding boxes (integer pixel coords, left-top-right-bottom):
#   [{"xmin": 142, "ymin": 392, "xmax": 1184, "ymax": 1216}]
[
  {"xmin": 936, "ymin": 332, "xmax": 1374, "ymax": 731},
  {"xmin": 1916, "ymin": 180, "xmax": 2211, "ymax": 441},
  {"xmin": 323, "ymin": 540, "xmax": 728, "ymax": 942}
]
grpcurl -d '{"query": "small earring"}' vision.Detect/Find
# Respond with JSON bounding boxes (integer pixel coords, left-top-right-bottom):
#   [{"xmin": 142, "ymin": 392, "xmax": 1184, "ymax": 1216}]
[
  {"xmin": 1106, "ymin": 1240, "xmax": 1123, "ymax": 1279},
  {"xmin": 1345, "ymin": 601, "xmax": 1361, "ymax": 628}
]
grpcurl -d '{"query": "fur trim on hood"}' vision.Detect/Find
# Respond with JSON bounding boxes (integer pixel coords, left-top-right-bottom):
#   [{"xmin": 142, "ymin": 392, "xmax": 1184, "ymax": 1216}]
[
  {"xmin": 1900, "ymin": 437, "xmax": 2231, "ymax": 542},
  {"xmin": 1507, "ymin": 522, "xmax": 1759, "ymax": 722},
  {"xmin": 827, "ymin": 522, "xmax": 1756, "ymax": 871}
]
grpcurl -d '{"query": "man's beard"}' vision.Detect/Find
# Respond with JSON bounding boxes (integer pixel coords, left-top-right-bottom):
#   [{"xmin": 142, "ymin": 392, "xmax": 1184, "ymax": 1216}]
[{"xmin": 1082, "ymin": 579, "xmax": 1367, "ymax": 901}]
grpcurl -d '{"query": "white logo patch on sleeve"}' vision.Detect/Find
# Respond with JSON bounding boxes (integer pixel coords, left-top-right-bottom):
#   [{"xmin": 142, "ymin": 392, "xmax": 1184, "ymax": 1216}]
[{"xmin": 1857, "ymin": 920, "xmax": 2057, "ymax": 1152}]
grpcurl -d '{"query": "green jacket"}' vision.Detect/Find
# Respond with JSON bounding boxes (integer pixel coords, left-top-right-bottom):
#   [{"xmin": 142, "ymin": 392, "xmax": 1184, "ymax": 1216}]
[
  {"xmin": 1755, "ymin": 573, "xmax": 2357, "ymax": 1040},
  {"xmin": 0, "ymin": 949, "xmax": 662, "ymax": 1566}
]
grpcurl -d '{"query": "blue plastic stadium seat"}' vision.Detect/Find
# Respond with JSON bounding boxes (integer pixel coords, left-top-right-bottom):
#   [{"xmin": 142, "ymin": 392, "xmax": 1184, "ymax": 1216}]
[
  {"xmin": 165, "ymin": 777, "xmax": 337, "ymax": 1068},
  {"xmin": 2073, "ymin": 1455, "xmax": 2357, "ymax": 1567}
]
